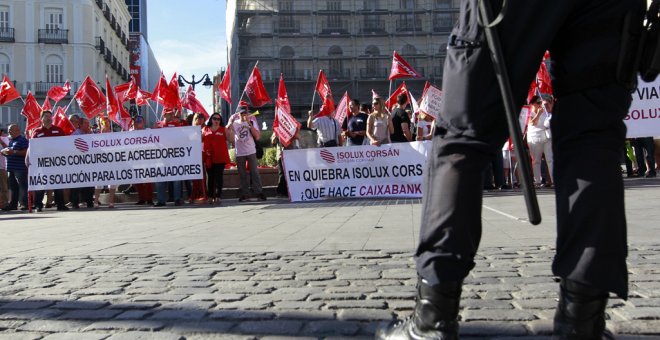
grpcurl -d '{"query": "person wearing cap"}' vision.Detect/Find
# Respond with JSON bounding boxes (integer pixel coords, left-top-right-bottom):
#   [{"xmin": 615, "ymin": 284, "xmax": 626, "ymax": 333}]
[
  {"xmin": 153, "ymin": 108, "xmax": 185, "ymax": 206},
  {"xmin": 227, "ymin": 106, "xmax": 266, "ymax": 202}
]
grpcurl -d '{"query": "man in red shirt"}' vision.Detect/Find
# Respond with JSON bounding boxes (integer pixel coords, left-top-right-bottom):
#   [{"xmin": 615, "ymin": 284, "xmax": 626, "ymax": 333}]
[
  {"xmin": 31, "ymin": 110, "xmax": 69, "ymax": 211},
  {"xmin": 153, "ymin": 108, "xmax": 184, "ymax": 206}
]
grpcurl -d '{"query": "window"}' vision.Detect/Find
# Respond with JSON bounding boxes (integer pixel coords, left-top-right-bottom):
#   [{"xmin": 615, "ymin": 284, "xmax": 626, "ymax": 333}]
[
  {"xmin": 402, "ymin": 44, "xmax": 417, "ymax": 55},
  {"xmin": 435, "ymin": 0, "xmax": 452, "ymax": 9},
  {"xmin": 280, "ymin": 46, "xmax": 295, "ymax": 77},
  {"xmin": 328, "ymin": 46, "xmax": 343, "ymax": 77},
  {"xmin": 328, "ymin": 15, "xmax": 342, "ymax": 29},
  {"xmin": 0, "ymin": 6, "xmax": 9, "ymax": 29},
  {"xmin": 45, "ymin": 8, "xmax": 63, "ymax": 30},
  {"xmin": 0, "ymin": 53, "xmax": 10, "ymax": 77},
  {"xmin": 45, "ymin": 55, "xmax": 64, "ymax": 83},
  {"xmin": 279, "ymin": 0, "xmax": 293, "ymax": 11},
  {"xmin": 400, "ymin": 0, "xmax": 415, "ymax": 9},
  {"xmin": 327, "ymin": 1, "xmax": 341, "ymax": 10},
  {"xmin": 365, "ymin": 45, "xmax": 380, "ymax": 56}
]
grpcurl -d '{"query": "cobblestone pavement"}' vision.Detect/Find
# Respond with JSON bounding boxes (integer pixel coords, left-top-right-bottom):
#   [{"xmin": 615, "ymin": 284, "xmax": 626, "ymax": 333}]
[{"xmin": 0, "ymin": 245, "xmax": 658, "ymax": 339}]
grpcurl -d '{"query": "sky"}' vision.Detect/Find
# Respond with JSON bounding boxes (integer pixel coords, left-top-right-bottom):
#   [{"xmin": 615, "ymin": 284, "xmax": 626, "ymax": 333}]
[{"xmin": 147, "ymin": 0, "xmax": 226, "ymax": 113}]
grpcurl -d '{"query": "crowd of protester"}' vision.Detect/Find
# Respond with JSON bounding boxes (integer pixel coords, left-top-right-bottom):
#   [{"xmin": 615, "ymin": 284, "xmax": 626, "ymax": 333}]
[{"xmin": 0, "ymin": 93, "xmax": 657, "ymax": 212}]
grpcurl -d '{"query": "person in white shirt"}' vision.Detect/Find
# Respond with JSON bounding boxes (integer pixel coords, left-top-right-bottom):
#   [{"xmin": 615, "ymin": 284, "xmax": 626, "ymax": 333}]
[
  {"xmin": 228, "ymin": 106, "xmax": 266, "ymax": 202},
  {"xmin": 527, "ymin": 95, "xmax": 553, "ymax": 187}
]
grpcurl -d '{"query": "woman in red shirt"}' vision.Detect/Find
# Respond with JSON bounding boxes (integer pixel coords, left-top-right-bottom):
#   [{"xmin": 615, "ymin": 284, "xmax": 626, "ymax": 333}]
[{"xmin": 202, "ymin": 112, "xmax": 231, "ymax": 204}]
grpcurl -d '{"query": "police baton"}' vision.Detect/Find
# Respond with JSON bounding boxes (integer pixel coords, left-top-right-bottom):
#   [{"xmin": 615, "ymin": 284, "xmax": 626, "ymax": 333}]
[{"xmin": 478, "ymin": 0, "xmax": 542, "ymax": 225}]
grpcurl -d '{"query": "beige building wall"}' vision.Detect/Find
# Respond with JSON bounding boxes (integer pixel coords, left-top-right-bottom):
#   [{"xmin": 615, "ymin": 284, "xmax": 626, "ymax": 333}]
[{"xmin": 0, "ymin": 0, "xmax": 131, "ymax": 129}]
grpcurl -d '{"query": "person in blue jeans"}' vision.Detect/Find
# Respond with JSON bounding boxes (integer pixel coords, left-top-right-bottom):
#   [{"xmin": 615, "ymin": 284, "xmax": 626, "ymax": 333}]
[{"xmin": 1, "ymin": 124, "xmax": 29, "ymax": 211}]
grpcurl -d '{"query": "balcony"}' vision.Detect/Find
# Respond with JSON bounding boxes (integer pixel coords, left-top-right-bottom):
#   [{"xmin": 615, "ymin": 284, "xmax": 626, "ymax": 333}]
[
  {"xmin": 359, "ymin": 68, "xmax": 387, "ymax": 78},
  {"xmin": 38, "ymin": 29, "xmax": 68, "ymax": 44},
  {"xmin": 104, "ymin": 47, "xmax": 112, "ymax": 64},
  {"xmin": 95, "ymin": 36, "xmax": 105, "ymax": 53},
  {"xmin": 273, "ymin": 20, "xmax": 300, "ymax": 34},
  {"xmin": 271, "ymin": 69, "xmax": 313, "ymax": 81},
  {"xmin": 360, "ymin": 19, "xmax": 386, "ymax": 34},
  {"xmin": 112, "ymin": 56, "xmax": 118, "ymax": 71},
  {"xmin": 396, "ymin": 19, "xmax": 423, "ymax": 32},
  {"xmin": 96, "ymin": 0, "xmax": 103, "ymax": 10},
  {"xmin": 0, "ymin": 27, "xmax": 14, "ymax": 42},
  {"xmin": 35, "ymin": 82, "xmax": 68, "ymax": 96},
  {"xmin": 320, "ymin": 20, "xmax": 349, "ymax": 35},
  {"xmin": 103, "ymin": 4, "xmax": 110, "ymax": 20},
  {"xmin": 326, "ymin": 69, "xmax": 351, "ymax": 80}
]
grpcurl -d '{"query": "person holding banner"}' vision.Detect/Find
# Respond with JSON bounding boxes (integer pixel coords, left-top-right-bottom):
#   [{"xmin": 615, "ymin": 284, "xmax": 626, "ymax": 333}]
[
  {"xmin": 129, "ymin": 115, "xmax": 154, "ymax": 205},
  {"xmin": 366, "ymin": 96, "xmax": 393, "ymax": 146},
  {"xmin": 30, "ymin": 110, "xmax": 69, "ymax": 212},
  {"xmin": 153, "ymin": 108, "xmax": 185, "ymax": 207},
  {"xmin": 2, "ymin": 125, "xmax": 29, "ymax": 211},
  {"xmin": 69, "ymin": 118, "xmax": 95, "ymax": 209},
  {"xmin": 377, "ymin": 0, "xmax": 643, "ymax": 339},
  {"xmin": 93, "ymin": 117, "xmax": 117, "ymax": 209},
  {"xmin": 202, "ymin": 113, "xmax": 230, "ymax": 205}
]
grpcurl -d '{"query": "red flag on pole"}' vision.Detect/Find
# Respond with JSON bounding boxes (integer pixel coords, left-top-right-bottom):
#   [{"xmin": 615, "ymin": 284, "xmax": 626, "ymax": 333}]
[
  {"xmin": 21, "ymin": 92, "xmax": 42, "ymax": 137},
  {"xmin": 168, "ymin": 73, "xmax": 182, "ymax": 111},
  {"xmin": 52, "ymin": 106, "xmax": 75, "ymax": 135},
  {"xmin": 115, "ymin": 78, "xmax": 137, "ymax": 104},
  {"xmin": 244, "ymin": 65, "xmax": 272, "ymax": 108},
  {"xmin": 152, "ymin": 73, "xmax": 181, "ymax": 110},
  {"xmin": 74, "ymin": 76, "xmax": 106, "ymax": 119},
  {"xmin": 0, "ymin": 75, "xmax": 21, "ymax": 105},
  {"xmin": 527, "ymin": 51, "xmax": 553, "ymax": 103},
  {"xmin": 385, "ymin": 81, "xmax": 409, "ymax": 111},
  {"xmin": 41, "ymin": 97, "xmax": 53, "ymax": 112},
  {"xmin": 135, "ymin": 89, "xmax": 151, "ymax": 106},
  {"xmin": 389, "ymin": 51, "xmax": 423, "ymax": 80},
  {"xmin": 182, "ymin": 86, "xmax": 209, "ymax": 119},
  {"xmin": 219, "ymin": 64, "xmax": 232, "ymax": 105},
  {"xmin": 272, "ymin": 74, "xmax": 300, "ymax": 147},
  {"xmin": 47, "ymin": 80, "xmax": 71, "ymax": 103},
  {"xmin": 106, "ymin": 76, "xmax": 120, "ymax": 117},
  {"xmin": 334, "ymin": 92, "xmax": 350, "ymax": 126},
  {"xmin": 314, "ymin": 70, "xmax": 335, "ymax": 117}
]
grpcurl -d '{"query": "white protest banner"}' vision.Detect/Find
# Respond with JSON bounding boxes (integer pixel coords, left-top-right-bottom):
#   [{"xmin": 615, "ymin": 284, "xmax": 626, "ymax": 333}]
[
  {"xmin": 28, "ymin": 126, "xmax": 202, "ymax": 190},
  {"xmin": 419, "ymin": 85, "xmax": 442, "ymax": 119},
  {"xmin": 273, "ymin": 106, "xmax": 300, "ymax": 147},
  {"xmin": 283, "ymin": 142, "xmax": 431, "ymax": 202},
  {"xmin": 626, "ymin": 77, "xmax": 660, "ymax": 138}
]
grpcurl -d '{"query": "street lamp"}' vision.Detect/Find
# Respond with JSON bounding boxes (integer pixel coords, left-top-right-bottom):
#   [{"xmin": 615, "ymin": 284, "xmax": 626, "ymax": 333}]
[{"xmin": 177, "ymin": 74, "xmax": 214, "ymax": 91}]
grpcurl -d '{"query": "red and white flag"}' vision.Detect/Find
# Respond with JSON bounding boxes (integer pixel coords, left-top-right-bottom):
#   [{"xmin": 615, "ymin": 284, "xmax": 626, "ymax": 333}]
[
  {"xmin": 272, "ymin": 74, "xmax": 300, "ymax": 148},
  {"xmin": 182, "ymin": 86, "xmax": 209, "ymax": 119},
  {"xmin": 419, "ymin": 84, "xmax": 443, "ymax": 120},
  {"xmin": 389, "ymin": 51, "xmax": 423, "ymax": 80},
  {"xmin": 106, "ymin": 77, "xmax": 131, "ymax": 130},
  {"xmin": 21, "ymin": 92, "xmax": 42, "ymax": 137},
  {"xmin": 41, "ymin": 97, "xmax": 53, "ymax": 112},
  {"xmin": 135, "ymin": 88, "xmax": 151, "ymax": 106},
  {"xmin": 152, "ymin": 73, "xmax": 181, "ymax": 110},
  {"xmin": 115, "ymin": 78, "xmax": 137, "ymax": 104},
  {"xmin": 244, "ymin": 65, "xmax": 272, "ymax": 108},
  {"xmin": 314, "ymin": 70, "xmax": 335, "ymax": 117},
  {"xmin": 52, "ymin": 106, "xmax": 75, "ymax": 135},
  {"xmin": 385, "ymin": 81, "xmax": 409, "ymax": 111},
  {"xmin": 334, "ymin": 91, "xmax": 350, "ymax": 126},
  {"xmin": 74, "ymin": 76, "xmax": 106, "ymax": 119},
  {"xmin": 47, "ymin": 80, "xmax": 71, "ymax": 103},
  {"xmin": 0, "ymin": 75, "xmax": 21, "ymax": 105},
  {"xmin": 527, "ymin": 51, "xmax": 553, "ymax": 104},
  {"xmin": 219, "ymin": 64, "xmax": 232, "ymax": 105}
]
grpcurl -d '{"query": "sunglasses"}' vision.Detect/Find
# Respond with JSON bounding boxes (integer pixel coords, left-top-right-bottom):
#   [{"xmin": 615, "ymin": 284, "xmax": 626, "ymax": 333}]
[{"xmin": 212, "ymin": 117, "xmax": 221, "ymax": 121}]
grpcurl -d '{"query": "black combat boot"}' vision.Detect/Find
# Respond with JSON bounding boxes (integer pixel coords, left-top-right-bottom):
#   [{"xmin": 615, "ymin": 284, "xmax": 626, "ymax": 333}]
[
  {"xmin": 376, "ymin": 277, "xmax": 462, "ymax": 340},
  {"xmin": 553, "ymin": 278, "xmax": 614, "ymax": 340}
]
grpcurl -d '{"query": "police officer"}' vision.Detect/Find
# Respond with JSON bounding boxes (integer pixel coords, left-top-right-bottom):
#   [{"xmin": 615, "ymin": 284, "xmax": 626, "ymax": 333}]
[{"xmin": 377, "ymin": 0, "xmax": 646, "ymax": 339}]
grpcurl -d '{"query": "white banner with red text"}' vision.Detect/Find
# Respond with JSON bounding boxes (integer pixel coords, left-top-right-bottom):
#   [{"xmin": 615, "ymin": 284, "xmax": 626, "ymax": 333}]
[
  {"xmin": 27, "ymin": 126, "xmax": 202, "ymax": 190},
  {"xmin": 283, "ymin": 141, "xmax": 431, "ymax": 202},
  {"xmin": 627, "ymin": 77, "xmax": 660, "ymax": 138}
]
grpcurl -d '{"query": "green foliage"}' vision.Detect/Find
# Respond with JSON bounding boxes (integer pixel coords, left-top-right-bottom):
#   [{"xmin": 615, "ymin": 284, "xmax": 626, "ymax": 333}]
[{"xmin": 228, "ymin": 146, "xmax": 278, "ymax": 167}]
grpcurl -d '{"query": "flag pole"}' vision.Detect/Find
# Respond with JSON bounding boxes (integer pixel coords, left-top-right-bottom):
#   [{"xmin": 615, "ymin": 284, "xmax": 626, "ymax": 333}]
[
  {"xmin": 388, "ymin": 80, "xmax": 393, "ymax": 111},
  {"xmin": 310, "ymin": 69, "xmax": 320, "ymax": 115},
  {"xmin": 237, "ymin": 61, "xmax": 259, "ymax": 109}
]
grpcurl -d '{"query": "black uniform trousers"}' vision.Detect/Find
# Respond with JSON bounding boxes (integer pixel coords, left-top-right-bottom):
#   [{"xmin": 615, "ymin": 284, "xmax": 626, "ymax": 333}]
[{"xmin": 415, "ymin": 0, "xmax": 642, "ymax": 299}]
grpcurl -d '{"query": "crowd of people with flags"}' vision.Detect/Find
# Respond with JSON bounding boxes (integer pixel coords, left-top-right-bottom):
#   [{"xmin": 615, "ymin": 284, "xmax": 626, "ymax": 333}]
[{"xmin": 0, "ymin": 50, "xmax": 572, "ymax": 212}]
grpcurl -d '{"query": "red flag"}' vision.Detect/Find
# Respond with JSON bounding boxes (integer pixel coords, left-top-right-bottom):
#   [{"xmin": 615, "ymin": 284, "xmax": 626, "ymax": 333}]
[
  {"xmin": 47, "ymin": 80, "xmax": 71, "ymax": 103},
  {"xmin": 135, "ymin": 89, "xmax": 151, "ymax": 106},
  {"xmin": 219, "ymin": 64, "xmax": 232, "ymax": 104},
  {"xmin": 272, "ymin": 74, "xmax": 300, "ymax": 147},
  {"xmin": 244, "ymin": 65, "xmax": 272, "ymax": 107},
  {"xmin": 21, "ymin": 92, "xmax": 41, "ymax": 122},
  {"xmin": 52, "ymin": 106, "xmax": 75, "ymax": 135},
  {"xmin": 21, "ymin": 93, "xmax": 42, "ymax": 137},
  {"xmin": 151, "ymin": 73, "xmax": 181, "ymax": 110},
  {"xmin": 314, "ymin": 70, "xmax": 335, "ymax": 117},
  {"xmin": 0, "ymin": 75, "xmax": 21, "ymax": 105},
  {"xmin": 74, "ymin": 76, "xmax": 106, "ymax": 119},
  {"xmin": 42, "ymin": 97, "xmax": 53, "ymax": 112},
  {"xmin": 182, "ymin": 86, "xmax": 209, "ymax": 119},
  {"xmin": 105, "ymin": 76, "xmax": 120, "ymax": 118},
  {"xmin": 385, "ymin": 81, "xmax": 409, "ymax": 111},
  {"xmin": 527, "ymin": 51, "xmax": 553, "ymax": 103},
  {"xmin": 115, "ymin": 78, "xmax": 137, "ymax": 104},
  {"xmin": 389, "ymin": 51, "xmax": 423, "ymax": 80},
  {"xmin": 334, "ymin": 92, "xmax": 350, "ymax": 126}
]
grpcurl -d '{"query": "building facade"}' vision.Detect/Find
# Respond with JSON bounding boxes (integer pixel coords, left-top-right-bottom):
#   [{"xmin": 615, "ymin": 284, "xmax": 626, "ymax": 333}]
[
  {"xmin": 0, "ymin": 0, "xmax": 131, "ymax": 129},
  {"xmin": 225, "ymin": 0, "xmax": 458, "ymax": 120},
  {"xmin": 125, "ymin": 0, "xmax": 161, "ymax": 126}
]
